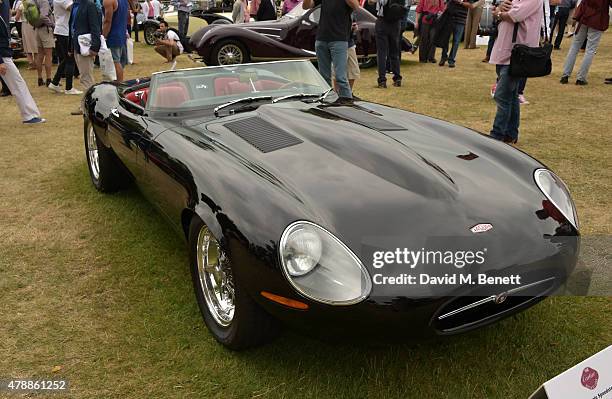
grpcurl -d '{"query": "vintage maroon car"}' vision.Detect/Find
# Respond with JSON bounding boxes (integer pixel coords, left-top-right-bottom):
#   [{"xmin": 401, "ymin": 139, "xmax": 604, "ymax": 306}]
[{"xmin": 189, "ymin": 4, "xmax": 413, "ymax": 67}]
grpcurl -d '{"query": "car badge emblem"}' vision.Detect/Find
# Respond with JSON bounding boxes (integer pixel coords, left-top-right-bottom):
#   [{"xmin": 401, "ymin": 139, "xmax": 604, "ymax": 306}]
[
  {"xmin": 581, "ymin": 367, "xmax": 599, "ymax": 390},
  {"xmin": 470, "ymin": 223, "xmax": 493, "ymax": 234}
]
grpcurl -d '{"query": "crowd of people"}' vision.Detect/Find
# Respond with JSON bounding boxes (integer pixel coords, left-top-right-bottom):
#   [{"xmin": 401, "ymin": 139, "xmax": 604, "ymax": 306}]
[
  {"xmin": 0, "ymin": 0, "xmax": 192, "ymax": 121},
  {"xmin": 1, "ymin": 0, "xmax": 610, "ymax": 143}
]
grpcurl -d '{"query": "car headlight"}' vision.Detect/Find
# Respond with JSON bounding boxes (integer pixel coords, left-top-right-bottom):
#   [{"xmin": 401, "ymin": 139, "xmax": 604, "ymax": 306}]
[
  {"xmin": 534, "ymin": 169, "xmax": 579, "ymax": 230},
  {"xmin": 279, "ymin": 221, "xmax": 372, "ymax": 305}
]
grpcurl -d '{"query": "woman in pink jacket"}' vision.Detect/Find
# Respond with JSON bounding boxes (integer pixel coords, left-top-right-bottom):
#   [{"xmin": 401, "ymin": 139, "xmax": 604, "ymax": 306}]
[{"xmin": 489, "ymin": 0, "xmax": 543, "ymax": 143}]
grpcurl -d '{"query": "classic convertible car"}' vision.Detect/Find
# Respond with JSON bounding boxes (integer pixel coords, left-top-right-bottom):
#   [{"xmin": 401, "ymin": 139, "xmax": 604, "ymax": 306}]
[
  {"xmin": 83, "ymin": 60, "xmax": 580, "ymax": 349},
  {"xmin": 189, "ymin": 4, "xmax": 413, "ymax": 67}
]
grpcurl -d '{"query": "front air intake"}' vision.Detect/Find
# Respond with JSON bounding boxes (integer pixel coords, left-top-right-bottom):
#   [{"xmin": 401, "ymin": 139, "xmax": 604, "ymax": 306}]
[{"xmin": 224, "ymin": 116, "xmax": 303, "ymax": 153}]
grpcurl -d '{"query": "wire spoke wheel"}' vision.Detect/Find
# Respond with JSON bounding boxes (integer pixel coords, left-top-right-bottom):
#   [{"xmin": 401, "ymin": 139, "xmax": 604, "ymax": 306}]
[
  {"xmin": 196, "ymin": 227, "xmax": 235, "ymax": 327},
  {"xmin": 217, "ymin": 43, "xmax": 244, "ymax": 65},
  {"xmin": 87, "ymin": 125, "xmax": 100, "ymax": 181}
]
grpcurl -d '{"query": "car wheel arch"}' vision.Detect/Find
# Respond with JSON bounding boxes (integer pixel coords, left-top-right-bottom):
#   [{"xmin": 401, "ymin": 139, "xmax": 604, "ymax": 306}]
[{"xmin": 181, "ymin": 206, "xmax": 224, "ymax": 245}]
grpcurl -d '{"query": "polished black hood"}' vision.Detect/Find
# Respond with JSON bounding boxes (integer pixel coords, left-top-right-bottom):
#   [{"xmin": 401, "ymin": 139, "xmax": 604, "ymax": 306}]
[{"xmin": 176, "ymin": 102, "xmax": 553, "ymax": 248}]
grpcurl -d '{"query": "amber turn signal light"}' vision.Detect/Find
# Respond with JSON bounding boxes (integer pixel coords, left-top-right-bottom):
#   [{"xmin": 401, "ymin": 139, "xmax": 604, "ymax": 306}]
[{"xmin": 260, "ymin": 291, "xmax": 309, "ymax": 310}]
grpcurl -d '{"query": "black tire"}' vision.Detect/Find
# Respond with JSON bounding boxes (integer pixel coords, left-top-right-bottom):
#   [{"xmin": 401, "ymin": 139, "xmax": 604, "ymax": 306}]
[
  {"xmin": 188, "ymin": 217, "xmax": 278, "ymax": 350},
  {"xmin": 84, "ymin": 119, "xmax": 128, "ymax": 193},
  {"xmin": 209, "ymin": 39, "xmax": 250, "ymax": 66},
  {"xmin": 358, "ymin": 56, "xmax": 376, "ymax": 69},
  {"xmin": 144, "ymin": 24, "xmax": 157, "ymax": 46}
]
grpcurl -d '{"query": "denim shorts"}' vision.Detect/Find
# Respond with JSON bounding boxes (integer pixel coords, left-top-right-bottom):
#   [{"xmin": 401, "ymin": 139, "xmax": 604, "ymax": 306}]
[{"xmin": 109, "ymin": 45, "xmax": 128, "ymax": 67}]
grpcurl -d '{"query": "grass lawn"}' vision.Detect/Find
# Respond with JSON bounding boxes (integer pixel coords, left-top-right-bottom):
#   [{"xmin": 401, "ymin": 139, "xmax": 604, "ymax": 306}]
[{"xmin": 0, "ymin": 34, "xmax": 610, "ymax": 398}]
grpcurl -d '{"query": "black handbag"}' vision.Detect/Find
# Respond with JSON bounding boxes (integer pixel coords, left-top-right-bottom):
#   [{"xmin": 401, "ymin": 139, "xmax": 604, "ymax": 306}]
[{"xmin": 508, "ymin": 4, "xmax": 553, "ymax": 78}]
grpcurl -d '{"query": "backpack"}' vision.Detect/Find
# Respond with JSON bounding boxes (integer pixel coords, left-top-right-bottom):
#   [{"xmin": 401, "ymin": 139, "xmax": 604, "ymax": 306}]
[
  {"xmin": 383, "ymin": 0, "xmax": 408, "ymax": 22},
  {"xmin": 23, "ymin": 0, "xmax": 42, "ymax": 27}
]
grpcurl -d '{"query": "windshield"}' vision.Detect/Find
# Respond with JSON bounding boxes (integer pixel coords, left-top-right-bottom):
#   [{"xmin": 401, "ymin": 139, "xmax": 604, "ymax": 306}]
[{"xmin": 147, "ymin": 60, "xmax": 331, "ymax": 112}]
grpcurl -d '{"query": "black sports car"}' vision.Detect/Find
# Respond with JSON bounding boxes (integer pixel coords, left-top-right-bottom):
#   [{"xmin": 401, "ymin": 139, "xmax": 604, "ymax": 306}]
[
  {"xmin": 189, "ymin": 4, "xmax": 413, "ymax": 68},
  {"xmin": 82, "ymin": 60, "xmax": 580, "ymax": 349}
]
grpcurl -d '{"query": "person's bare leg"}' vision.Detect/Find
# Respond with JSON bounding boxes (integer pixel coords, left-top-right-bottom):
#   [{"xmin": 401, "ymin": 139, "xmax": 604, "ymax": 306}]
[
  {"xmin": 114, "ymin": 62, "xmax": 124, "ymax": 82},
  {"xmin": 44, "ymin": 48, "xmax": 52, "ymax": 80},
  {"xmin": 349, "ymin": 79, "xmax": 355, "ymax": 89},
  {"xmin": 36, "ymin": 47, "xmax": 44, "ymax": 79},
  {"xmin": 155, "ymin": 45, "xmax": 166, "ymax": 61}
]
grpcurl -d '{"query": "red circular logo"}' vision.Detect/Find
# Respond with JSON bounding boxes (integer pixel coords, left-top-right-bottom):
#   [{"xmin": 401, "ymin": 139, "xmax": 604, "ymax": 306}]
[{"xmin": 581, "ymin": 367, "xmax": 599, "ymax": 390}]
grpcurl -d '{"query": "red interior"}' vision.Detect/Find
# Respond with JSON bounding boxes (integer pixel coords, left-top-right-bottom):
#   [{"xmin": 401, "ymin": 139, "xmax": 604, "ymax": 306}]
[
  {"xmin": 153, "ymin": 83, "xmax": 190, "ymax": 108},
  {"xmin": 124, "ymin": 78, "xmax": 285, "ymax": 108},
  {"xmin": 125, "ymin": 88, "xmax": 149, "ymax": 107},
  {"xmin": 213, "ymin": 77, "xmax": 284, "ymax": 96}
]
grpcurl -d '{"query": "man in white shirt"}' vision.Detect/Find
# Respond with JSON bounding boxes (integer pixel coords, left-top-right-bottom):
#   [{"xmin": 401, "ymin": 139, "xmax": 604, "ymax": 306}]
[
  {"xmin": 48, "ymin": 0, "xmax": 82, "ymax": 94},
  {"xmin": 154, "ymin": 19, "xmax": 182, "ymax": 70}
]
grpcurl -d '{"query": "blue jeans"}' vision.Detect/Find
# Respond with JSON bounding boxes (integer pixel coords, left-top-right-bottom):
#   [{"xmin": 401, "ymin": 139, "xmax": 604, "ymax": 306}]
[
  {"xmin": 178, "ymin": 10, "xmax": 190, "ymax": 40},
  {"xmin": 315, "ymin": 40, "xmax": 352, "ymax": 99},
  {"xmin": 109, "ymin": 45, "xmax": 128, "ymax": 68},
  {"xmin": 490, "ymin": 65, "xmax": 520, "ymax": 141},
  {"xmin": 441, "ymin": 23, "xmax": 465, "ymax": 65}
]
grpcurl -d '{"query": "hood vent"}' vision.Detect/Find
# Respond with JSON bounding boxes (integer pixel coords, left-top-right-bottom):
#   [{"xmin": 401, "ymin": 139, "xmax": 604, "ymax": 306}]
[
  {"xmin": 321, "ymin": 106, "xmax": 406, "ymax": 131},
  {"xmin": 224, "ymin": 116, "xmax": 303, "ymax": 153}
]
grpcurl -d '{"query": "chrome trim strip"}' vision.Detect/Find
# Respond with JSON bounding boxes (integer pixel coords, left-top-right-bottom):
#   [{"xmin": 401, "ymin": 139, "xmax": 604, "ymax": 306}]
[
  {"xmin": 437, "ymin": 277, "xmax": 556, "ymax": 320},
  {"xmin": 437, "ymin": 296, "xmax": 496, "ymax": 320}
]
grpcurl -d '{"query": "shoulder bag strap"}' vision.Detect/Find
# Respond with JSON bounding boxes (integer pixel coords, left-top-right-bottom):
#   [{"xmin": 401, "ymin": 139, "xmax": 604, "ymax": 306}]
[{"xmin": 542, "ymin": 2, "xmax": 549, "ymax": 42}]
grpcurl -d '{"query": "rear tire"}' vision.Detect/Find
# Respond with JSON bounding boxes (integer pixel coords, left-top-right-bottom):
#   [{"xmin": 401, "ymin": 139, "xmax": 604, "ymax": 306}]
[
  {"xmin": 188, "ymin": 217, "xmax": 278, "ymax": 350},
  {"xmin": 84, "ymin": 120, "xmax": 128, "ymax": 193},
  {"xmin": 144, "ymin": 24, "xmax": 157, "ymax": 46},
  {"xmin": 209, "ymin": 39, "xmax": 250, "ymax": 66}
]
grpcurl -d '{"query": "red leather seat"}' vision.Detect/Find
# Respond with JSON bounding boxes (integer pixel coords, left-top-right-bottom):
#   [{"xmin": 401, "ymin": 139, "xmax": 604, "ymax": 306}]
[
  {"xmin": 214, "ymin": 77, "xmax": 240, "ymax": 96},
  {"xmin": 125, "ymin": 88, "xmax": 149, "ymax": 107},
  {"xmin": 214, "ymin": 77, "xmax": 285, "ymax": 96},
  {"xmin": 153, "ymin": 84, "xmax": 189, "ymax": 108}
]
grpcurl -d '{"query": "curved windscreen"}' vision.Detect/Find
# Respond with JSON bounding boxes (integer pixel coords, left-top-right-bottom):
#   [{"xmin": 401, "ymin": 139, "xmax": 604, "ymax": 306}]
[{"xmin": 147, "ymin": 60, "xmax": 331, "ymax": 111}]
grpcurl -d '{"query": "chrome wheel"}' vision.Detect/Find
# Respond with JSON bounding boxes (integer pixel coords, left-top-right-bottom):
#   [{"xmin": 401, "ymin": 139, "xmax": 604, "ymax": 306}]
[
  {"xmin": 217, "ymin": 43, "xmax": 244, "ymax": 65},
  {"xmin": 144, "ymin": 26, "xmax": 156, "ymax": 46},
  {"xmin": 87, "ymin": 125, "xmax": 100, "ymax": 180},
  {"xmin": 196, "ymin": 227, "xmax": 235, "ymax": 327}
]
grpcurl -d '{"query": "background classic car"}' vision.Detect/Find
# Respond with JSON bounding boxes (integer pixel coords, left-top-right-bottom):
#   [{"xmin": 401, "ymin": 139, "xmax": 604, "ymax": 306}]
[
  {"xmin": 82, "ymin": 60, "xmax": 580, "ymax": 350},
  {"xmin": 189, "ymin": 4, "xmax": 413, "ymax": 67}
]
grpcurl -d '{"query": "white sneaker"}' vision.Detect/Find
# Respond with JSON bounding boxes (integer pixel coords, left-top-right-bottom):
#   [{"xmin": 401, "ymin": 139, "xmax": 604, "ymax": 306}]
[
  {"xmin": 65, "ymin": 88, "xmax": 83, "ymax": 95},
  {"xmin": 170, "ymin": 60, "xmax": 177, "ymax": 71},
  {"xmin": 48, "ymin": 82, "xmax": 63, "ymax": 93}
]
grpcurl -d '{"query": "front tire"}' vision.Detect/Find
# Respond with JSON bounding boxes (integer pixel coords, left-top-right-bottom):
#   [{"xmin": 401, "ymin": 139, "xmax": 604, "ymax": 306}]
[
  {"xmin": 209, "ymin": 39, "xmax": 250, "ymax": 66},
  {"xmin": 84, "ymin": 120, "xmax": 127, "ymax": 193},
  {"xmin": 188, "ymin": 217, "xmax": 277, "ymax": 350}
]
